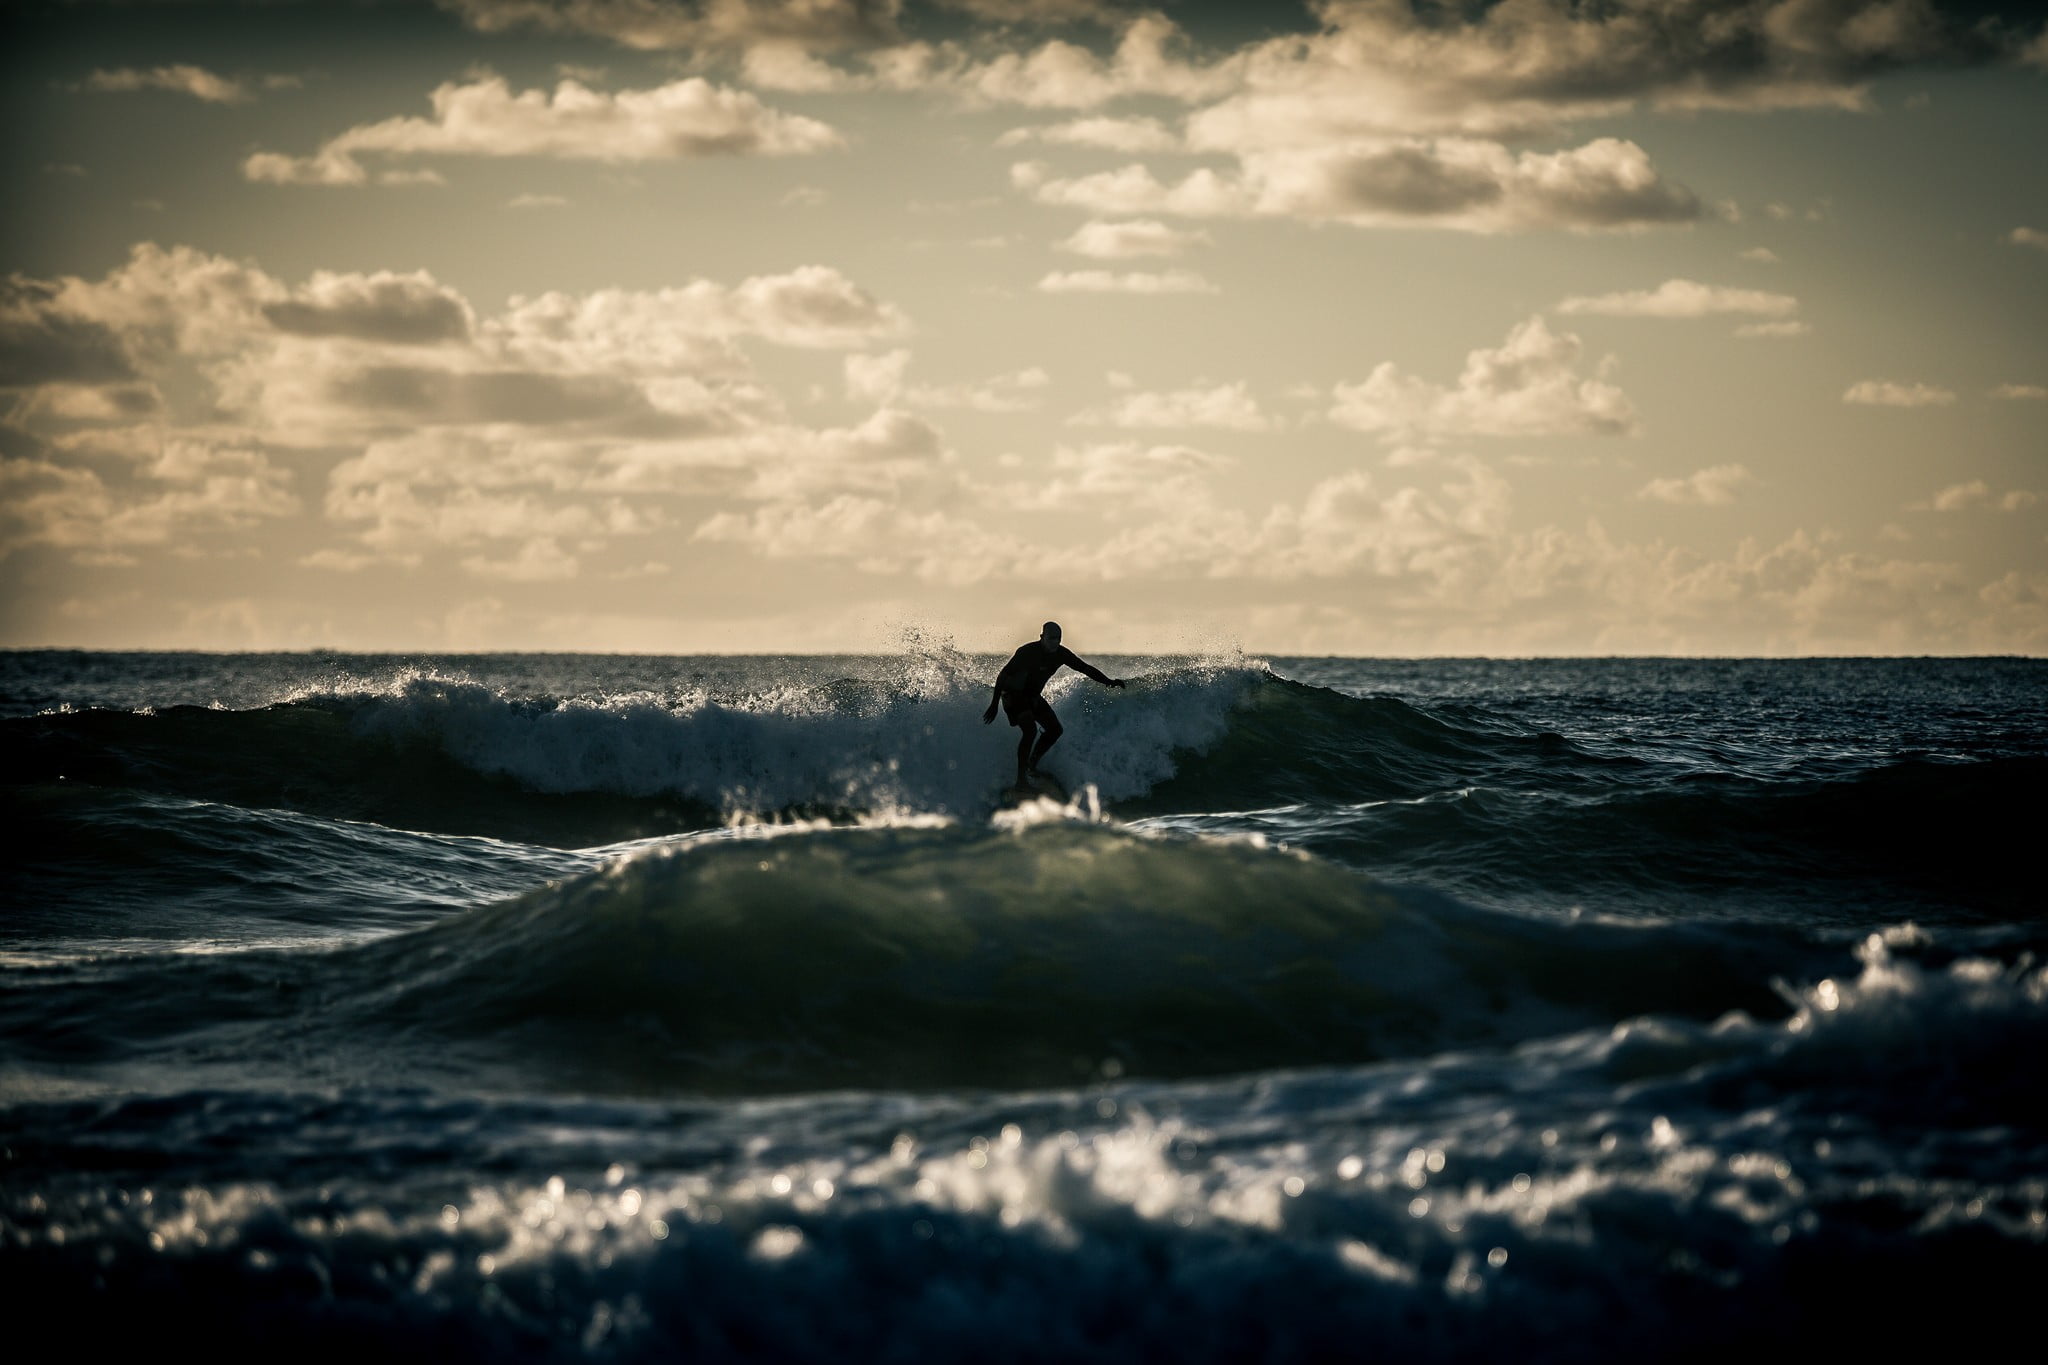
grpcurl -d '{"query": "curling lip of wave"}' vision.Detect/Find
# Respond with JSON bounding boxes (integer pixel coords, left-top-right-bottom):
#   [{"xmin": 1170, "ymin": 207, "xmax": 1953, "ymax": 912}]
[{"xmin": 0, "ymin": 664, "xmax": 1271, "ymax": 841}]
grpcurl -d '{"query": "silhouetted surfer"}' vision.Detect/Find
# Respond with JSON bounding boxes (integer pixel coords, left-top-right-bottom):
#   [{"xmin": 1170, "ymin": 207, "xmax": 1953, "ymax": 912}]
[{"xmin": 983, "ymin": 621, "xmax": 1125, "ymax": 787}]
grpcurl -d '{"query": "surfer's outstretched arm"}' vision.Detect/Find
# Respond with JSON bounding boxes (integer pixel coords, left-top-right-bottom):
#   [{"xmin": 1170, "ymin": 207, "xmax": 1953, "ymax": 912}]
[
  {"xmin": 982, "ymin": 679, "xmax": 1002, "ymax": 724},
  {"xmin": 1059, "ymin": 648, "xmax": 1126, "ymax": 689}
]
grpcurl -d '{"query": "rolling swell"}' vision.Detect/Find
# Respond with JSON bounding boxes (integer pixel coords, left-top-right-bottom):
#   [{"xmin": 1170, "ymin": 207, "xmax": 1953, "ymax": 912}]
[
  {"xmin": 8, "ymin": 666, "xmax": 2031, "ymax": 921},
  {"xmin": 0, "ymin": 821, "xmax": 1802, "ymax": 1097},
  {"xmin": 1365, "ymin": 755, "xmax": 2046, "ymax": 921},
  {"xmin": 3, "ymin": 696, "xmax": 723, "ymax": 847}
]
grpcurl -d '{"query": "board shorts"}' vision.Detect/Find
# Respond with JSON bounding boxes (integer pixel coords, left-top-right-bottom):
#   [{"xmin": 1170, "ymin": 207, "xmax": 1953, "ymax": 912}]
[{"xmin": 1000, "ymin": 690, "xmax": 1058, "ymax": 730}]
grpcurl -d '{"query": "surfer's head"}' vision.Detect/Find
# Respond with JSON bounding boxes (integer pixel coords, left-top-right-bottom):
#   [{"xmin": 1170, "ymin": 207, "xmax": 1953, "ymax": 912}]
[{"xmin": 1040, "ymin": 621, "xmax": 1062, "ymax": 647}]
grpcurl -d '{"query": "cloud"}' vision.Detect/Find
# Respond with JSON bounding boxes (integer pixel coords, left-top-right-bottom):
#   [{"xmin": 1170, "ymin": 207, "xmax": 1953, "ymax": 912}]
[
  {"xmin": 938, "ymin": 0, "xmax": 1127, "ymax": 25},
  {"xmin": 0, "ymin": 442, "xmax": 298, "ymax": 562},
  {"xmin": 1, "ymin": 277, "xmax": 141, "ymax": 388},
  {"xmin": 997, "ymin": 116, "xmax": 1180, "ymax": 152},
  {"xmin": 1735, "ymin": 321, "xmax": 1810, "ymax": 339},
  {"xmin": 755, "ymin": 1, "xmax": 2002, "ymax": 130},
  {"xmin": 488, "ymin": 266, "xmax": 909, "ymax": 369},
  {"xmin": 1636, "ymin": 464, "xmax": 1753, "ymax": 505},
  {"xmin": 844, "ymin": 349, "xmax": 1049, "ymax": 411},
  {"xmin": 720, "ymin": 265, "xmax": 913, "ymax": 347},
  {"xmin": 261, "ymin": 270, "xmax": 475, "ymax": 345},
  {"xmin": 461, "ymin": 538, "xmax": 582, "ymax": 581},
  {"xmin": 1740, "ymin": 247, "xmax": 1781, "ymax": 263},
  {"xmin": 81, "ymin": 65, "xmax": 251, "ymax": 104},
  {"xmin": 1558, "ymin": 279, "xmax": 1799, "ymax": 318},
  {"xmin": 954, "ymin": 14, "xmax": 1244, "ymax": 108},
  {"xmin": 439, "ymin": 0, "xmax": 905, "ymax": 52},
  {"xmin": 12, "ymin": 383, "xmax": 162, "ymax": 424},
  {"xmin": 1068, "ymin": 380, "xmax": 1272, "ymax": 430},
  {"xmin": 1019, "ymin": 137, "xmax": 1701, "ymax": 233},
  {"xmin": 1011, "ymin": 158, "xmax": 1247, "ymax": 215},
  {"xmin": 1991, "ymin": 383, "xmax": 2047, "ymax": 400},
  {"xmin": 1843, "ymin": 380, "xmax": 1956, "ymax": 407},
  {"xmin": 1055, "ymin": 218, "xmax": 1212, "ymax": 258},
  {"xmin": 1240, "ymin": 136, "xmax": 1702, "ymax": 231},
  {"xmin": 1330, "ymin": 316, "xmax": 1637, "ymax": 442},
  {"xmin": 321, "ymin": 430, "xmax": 670, "ymax": 564},
  {"xmin": 694, "ymin": 495, "xmax": 1024, "ymax": 583},
  {"xmin": 1036, "ymin": 269, "xmax": 1218, "ymax": 294},
  {"xmin": 508, "ymin": 192, "xmax": 570, "ymax": 208},
  {"xmin": 244, "ymin": 75, "xmax": 842, "ymax": 185},
  {"xmin": 4, "ymin": 243, "xmax": 932, "ymax": 578},
  {"xmin": 1183, "ymin": 0, "xmax": 1982, "ymax": 147},
  {"xmin": 2008, "ymin": 227, "xmax": 2048, "ymax": 250},
  {"xmin": 1922, "ymin": 480, "xmax": 2037, "ymax": 513},
  {"xmin": 999, "ymin": 440, "xmax": 1230, "ymax": 514}
]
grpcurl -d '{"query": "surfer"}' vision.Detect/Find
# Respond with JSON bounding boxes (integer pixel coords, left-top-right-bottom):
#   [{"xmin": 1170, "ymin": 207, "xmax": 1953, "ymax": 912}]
[{"xmin": 982, "ymin": 621, "xmax": 1126, "ymax": 786}]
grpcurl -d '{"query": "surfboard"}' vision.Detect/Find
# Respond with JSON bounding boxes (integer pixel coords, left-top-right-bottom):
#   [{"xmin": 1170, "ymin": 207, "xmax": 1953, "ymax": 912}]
[{"xmin": 999, "ymin": 771, "xmax": 1068, "ymax": 805}]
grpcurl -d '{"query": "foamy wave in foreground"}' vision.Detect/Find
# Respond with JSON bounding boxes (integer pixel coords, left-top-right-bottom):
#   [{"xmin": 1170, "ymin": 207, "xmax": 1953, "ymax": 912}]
[{"xmin": 5, "ymin": 925, "xmax": 2042, "ymax": 1360}]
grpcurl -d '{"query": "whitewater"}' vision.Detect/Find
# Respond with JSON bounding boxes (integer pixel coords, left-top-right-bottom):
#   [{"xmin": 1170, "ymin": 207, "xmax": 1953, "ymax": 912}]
[{"xmin": 3, "ymin": 649, "xmax": 2044, "ymax": 1360}]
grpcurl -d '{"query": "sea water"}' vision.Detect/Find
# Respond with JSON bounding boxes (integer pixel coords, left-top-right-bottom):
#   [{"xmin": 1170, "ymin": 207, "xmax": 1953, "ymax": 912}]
[{"xmin": 2, "ymin": 649, "xmax": 2043, "ymax": 1359}]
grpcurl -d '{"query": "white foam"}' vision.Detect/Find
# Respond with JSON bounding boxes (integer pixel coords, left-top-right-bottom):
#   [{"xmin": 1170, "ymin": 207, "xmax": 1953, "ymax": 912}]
[{"xmin": 341, "ymin": 658, "xmax": 1266, "ymax": 819}]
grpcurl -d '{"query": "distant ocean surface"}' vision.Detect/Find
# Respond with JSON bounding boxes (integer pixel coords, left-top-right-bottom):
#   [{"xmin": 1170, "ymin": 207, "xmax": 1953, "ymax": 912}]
[{"xmin": 3, "ymin": 649, "xmax": 2044, "ymax": 1360}]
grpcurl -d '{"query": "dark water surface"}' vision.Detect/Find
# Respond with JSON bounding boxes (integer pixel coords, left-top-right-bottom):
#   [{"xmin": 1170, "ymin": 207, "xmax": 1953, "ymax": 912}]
[{"xmin": 3, "ymin": 651, "xmax": 2043, "ymax": 1359}]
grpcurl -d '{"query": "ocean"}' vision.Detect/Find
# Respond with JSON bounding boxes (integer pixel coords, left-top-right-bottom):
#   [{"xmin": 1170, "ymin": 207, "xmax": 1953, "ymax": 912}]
[{"xmin": 2, "ymin": 649, "xmax": 2043, "ymax": 1359}]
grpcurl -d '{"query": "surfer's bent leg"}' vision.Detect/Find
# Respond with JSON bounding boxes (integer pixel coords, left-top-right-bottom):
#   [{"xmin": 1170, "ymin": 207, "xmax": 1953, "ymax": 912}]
[
  {"xmin": 1028, "ymin": 697, "xmax": 1062, "ymax": 770},
  {"xmin": 1015, "ymin": 718, "xmax": 1037, "ymax": 783}
]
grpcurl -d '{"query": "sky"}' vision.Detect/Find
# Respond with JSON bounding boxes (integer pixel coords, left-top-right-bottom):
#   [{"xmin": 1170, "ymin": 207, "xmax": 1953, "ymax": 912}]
[{"xmin": 2, "ymin": 0, "xmax": 2045, "ymax": 656}]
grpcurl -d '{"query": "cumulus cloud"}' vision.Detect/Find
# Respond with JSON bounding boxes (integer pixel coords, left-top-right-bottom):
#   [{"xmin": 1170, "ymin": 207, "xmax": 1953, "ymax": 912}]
[
  {"xmin": 439, "ymin": 0, "xmax": 905, "ymax": 52},
  {"xmin": 1740, "ymin": 247, "xmax": 1781, "ymax": 263},
  {"xmin": 460, "ymin": 538, "xmax": 584, "ymax": 581},
  {"xmin": 3, "ymin": 243, "xmax": 928, "ymax": 576},
  {"xmin": 489, "ymin": 267, "xmax": 909, "ymax": 371},
  {"xmin": 0, "ymin": 441, "xmax": 298, "ymax": 562},
  {"xmin": 1036, "ymin": 269, "xmax": 1218, "ymax": 294},
  {"xmin": 1011, "ymin": 158, "xmax": 1247, "ymax": 214},
  {"xmin": 1558, "ymin": 279, "xmax": 1799, "ymax": 318},
  {"xmin": 80, "ymin": 65, "xmax": 251, "ymax": 104},
  {"xmin": 1843, "ymin": 380, "xmax": 1956, "ymax": 407},
  {"xmin": 1067, "ymin": 380, "xmax": 1272, "ymax": 430},
  {"xmin": 2007, "ymin": 227, "xmax": 2048, "ymax": 250},
  {"xmin": 1240, "ymin": 136, "xmax": 1701, "ymax": 232},
  {"xmin": 1181, "ymin": 0, "xmax": 1980, "ymax": 147},
  {"xmin": 261, "ymin": 270, "xmax": 475, "ymax": 345},
  {"xmin": 1637, "ymin": 463, "xmax": 1753, "ymax": 505},
  {"xmin": 1922, "ymin": 480, "xmax": 2037, "ymax": 513},
  {"xmin": 938, "ymin": 1, "xmax": 1128, "ymax": 25},
  {"xmin": 1002, "ymin": 440, "xmax": 1230, "ymax": 513},
  {"xmin": 954, "ymin": 13, "xmax": 1244, "ymax": 108},
  {"xmin": 1, "ymin": 278, "xmax": 140, "ymax": 388},
  {"xmin": 843, "ymin": 349, "xmax": 1049, "ymax": 411},
  {"xmin": 997, "ymin": 115, "xmax": 1181, "ymax": 152},
  {"xmin": 244, "ymin": 75, "xmax": 841, "ymax": 185},
  {"xmin": 1735, "ymin": 321, "xmax": 1811, "ymax": 339},
  {"xmin": 1055, "ymin": 218, "xmax": 1211, "ymax": 258},
  {"xmin": 726, "ymin": 1, "xmax": 1999, "ymax": 130},
  {"xmin": 1991, "ymin": 383, "xmax": 2047, "ymax": 400},
  {"xmin": 694, "ymin": 495, "xmax": 1024, "ymax": 583},
  {"xmin": 1330, "ymin": 316, "xmax": 1637, "ymax": 442},
  {"xmin": 4, "ymin": 244, "xmax": 295, "ymax": 383},
  {"xmin": 1019, "ymin": 137, "xmax": 1700, "ymax": 233}
]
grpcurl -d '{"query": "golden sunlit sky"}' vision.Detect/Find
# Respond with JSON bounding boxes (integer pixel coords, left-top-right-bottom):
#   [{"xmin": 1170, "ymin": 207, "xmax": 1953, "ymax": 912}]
[{"xmin": 3, "ymin": 0, "xmax": 2045, "ymax": 654}]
